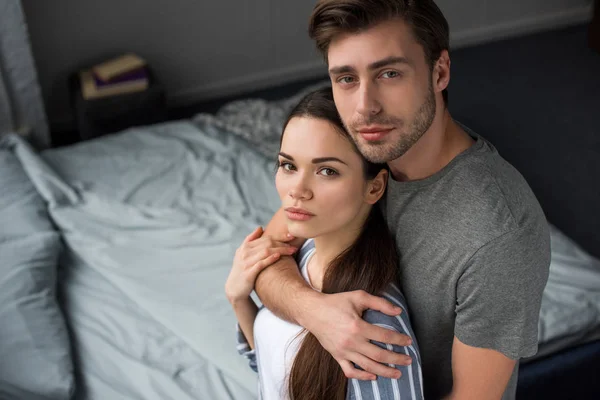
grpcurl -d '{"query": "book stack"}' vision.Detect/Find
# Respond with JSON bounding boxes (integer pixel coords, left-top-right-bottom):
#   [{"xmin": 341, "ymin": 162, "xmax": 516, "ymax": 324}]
[{"xmin": 80, "ymin": 54, "xmax": 150, "ymax": 100}]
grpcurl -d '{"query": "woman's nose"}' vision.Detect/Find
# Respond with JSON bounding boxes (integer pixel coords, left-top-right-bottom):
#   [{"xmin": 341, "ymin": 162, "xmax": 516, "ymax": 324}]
[{"xmin": 289, "ymin": 181, "xmax": 313, "ymax": 200}]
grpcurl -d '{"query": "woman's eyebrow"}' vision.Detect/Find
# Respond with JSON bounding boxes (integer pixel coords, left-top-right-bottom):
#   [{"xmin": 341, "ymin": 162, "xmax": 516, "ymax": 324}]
[
  {"xmin": 311, "ymin": 157, "xmax": 347, "ymax": 165},
  {"xmin": 278, "ymin": 152, "xmax": 347, "ymax": 166}
]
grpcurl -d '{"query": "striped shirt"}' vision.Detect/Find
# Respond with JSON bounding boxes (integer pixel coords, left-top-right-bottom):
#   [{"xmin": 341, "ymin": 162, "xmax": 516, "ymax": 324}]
[{"xmin": 236, "ymin": 239, "xmax": 424, "ymax": 400}]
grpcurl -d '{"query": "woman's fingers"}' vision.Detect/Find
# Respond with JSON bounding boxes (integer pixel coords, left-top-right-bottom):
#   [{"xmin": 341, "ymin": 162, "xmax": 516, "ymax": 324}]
[
  {"xmin": 243, "ymin": 226, "xmax": 263, "ymax": 243},
  {"xmin": 251, "ymin": 253, "xmax": 281, "ymax": 273},
  {"xmin": 247, "ymin": 236, "xmax": 295, "ymax": 250},
  {"xmin": 246, "ymin": 246, "xmax": 296, "ymax": 266}
]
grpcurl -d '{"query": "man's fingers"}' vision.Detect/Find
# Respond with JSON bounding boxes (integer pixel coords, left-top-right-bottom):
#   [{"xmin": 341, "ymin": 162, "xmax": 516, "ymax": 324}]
[
  {"xmin": 357, "ymin": 338, "xmax": 413, "ymax": 366},
  {"xmin": 351, "ymin": 353, "xmax": 403, "ymax": 380},
  {"xmin": 244, "ymin": 226, "xmax": 263, "ymax": 243},
  {"xmin": 338, "ymin": 360, "xmax": 376, "ymax": 381},
  {"xmin": 357, "ymin": 291, "xmax": 402, "ymax": 317},
  {"xmin": 362, "ymin": 322, "xmax": 413, "ymax": 348}
]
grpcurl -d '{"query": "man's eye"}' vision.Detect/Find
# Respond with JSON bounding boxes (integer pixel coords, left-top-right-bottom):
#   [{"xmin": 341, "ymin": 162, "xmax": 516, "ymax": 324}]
[
  {"xmin": 381, "ymin": 70, "xmax": 400, "ymax": 79},
  {"xmin": 318, "ymin": 168, "xmax": 338, "ymax": 176},
  {"xmin": 337, "ymin": 76, "xmax": 355, "ymax": 84}
]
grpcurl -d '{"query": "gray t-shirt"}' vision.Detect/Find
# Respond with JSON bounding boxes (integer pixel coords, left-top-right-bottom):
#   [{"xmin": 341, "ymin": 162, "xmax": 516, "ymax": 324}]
[{"xmin": 382, "ymin": 127, "xmax": 551, "ymax": 399}]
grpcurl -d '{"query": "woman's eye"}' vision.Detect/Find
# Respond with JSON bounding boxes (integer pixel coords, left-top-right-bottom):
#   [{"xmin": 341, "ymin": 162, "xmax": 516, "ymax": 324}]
[
  {"xmin": 318, "ymin": 168, "xmax": 338, "ymax": 177},
  {"xmin": 279, "ymin": 161, "xmax": 295, "ymax": 171}
]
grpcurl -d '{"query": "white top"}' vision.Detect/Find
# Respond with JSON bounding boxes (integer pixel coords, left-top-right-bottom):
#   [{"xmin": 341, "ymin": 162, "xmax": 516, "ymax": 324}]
[
  {"xmin": 236, "ymin": 239, "xmax": 424, "ymax": 400},
  {"xmin": 252, "ymin": 243, "xmax": 315, "ymax": 400}
]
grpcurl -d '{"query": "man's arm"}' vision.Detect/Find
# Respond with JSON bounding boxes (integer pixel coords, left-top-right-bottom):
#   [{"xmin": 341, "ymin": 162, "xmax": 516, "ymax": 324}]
[
  {"xmin": 254, "ymin": 207, "xmax": 312, "ymax": 324},
  {"xmin": 451, "ymin": 220, "xmax": 550, "ymax": 398},
  {"xmin": 443, "ymin": 337, "xmax": 517, "ymax": 400},
  {"xmin": 254, "ymin": 208, "xmax": 413, "ymax": 380}
]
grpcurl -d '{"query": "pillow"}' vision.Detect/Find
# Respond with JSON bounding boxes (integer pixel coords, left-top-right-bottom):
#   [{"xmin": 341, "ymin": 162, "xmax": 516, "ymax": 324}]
[{"xmin": 0, "ymin": 146, "xmax": 74, "ymax": 399}]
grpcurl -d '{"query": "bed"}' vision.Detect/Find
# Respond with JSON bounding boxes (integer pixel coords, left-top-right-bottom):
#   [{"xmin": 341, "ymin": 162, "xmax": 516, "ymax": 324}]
[{"xmin": 1, "ymin": 82, "xmax": 599, "ymax": 400}]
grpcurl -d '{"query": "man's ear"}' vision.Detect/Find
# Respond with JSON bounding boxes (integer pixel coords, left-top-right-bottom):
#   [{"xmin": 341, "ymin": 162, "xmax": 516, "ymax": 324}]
[
  {"xmin": 365, "ymin": 169, "xmax": 388, "ymax": 204},
  {"xmin": 433, "ymin": 49, "xmax": 451, "ymax": 93}
]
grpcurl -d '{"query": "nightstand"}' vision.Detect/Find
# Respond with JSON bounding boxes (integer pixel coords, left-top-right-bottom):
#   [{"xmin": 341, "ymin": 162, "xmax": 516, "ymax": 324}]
[{"xmin": 69, "ymin": 69, "xmax": 167, "ymax": 142}]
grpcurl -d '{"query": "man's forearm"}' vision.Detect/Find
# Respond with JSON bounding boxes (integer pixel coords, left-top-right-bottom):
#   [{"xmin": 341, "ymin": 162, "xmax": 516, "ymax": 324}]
[{"xmin": 254, "ymin": 254, "xmax": 319, "ymax": 325}]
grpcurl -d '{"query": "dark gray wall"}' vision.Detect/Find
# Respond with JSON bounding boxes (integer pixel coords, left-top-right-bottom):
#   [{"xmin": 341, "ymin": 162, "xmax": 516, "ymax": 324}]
[{"xmin": 21, "ymin": 0, "xmax": 593, "ymax": 129}]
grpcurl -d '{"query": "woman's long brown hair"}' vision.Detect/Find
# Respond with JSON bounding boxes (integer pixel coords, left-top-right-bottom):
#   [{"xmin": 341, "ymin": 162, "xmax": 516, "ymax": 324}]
[{"xmin": 280, "ymin": 87, "xmax": 399, "ymax": 400}]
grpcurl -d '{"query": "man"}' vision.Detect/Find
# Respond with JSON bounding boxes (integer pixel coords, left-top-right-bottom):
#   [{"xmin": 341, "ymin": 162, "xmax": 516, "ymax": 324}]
[{"xmin": 255, "ymin": 1, "xmax": 551, "ymax": 399}]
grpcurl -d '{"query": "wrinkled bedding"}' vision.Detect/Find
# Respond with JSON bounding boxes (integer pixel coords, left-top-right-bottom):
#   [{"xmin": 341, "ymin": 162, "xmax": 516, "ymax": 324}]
[
  {"xmin": 7, "ymin": 119, "xmax": 281, "ymax": 399},
  {"xmin": 3, "ymin": 94, "xmax": 599, "ymax": 398}
]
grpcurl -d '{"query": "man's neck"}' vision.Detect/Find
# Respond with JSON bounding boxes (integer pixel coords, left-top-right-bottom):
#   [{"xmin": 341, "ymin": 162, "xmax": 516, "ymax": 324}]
[{"xmin": 388, "ymin": 109, "xmax": 474, "ymax": 182}]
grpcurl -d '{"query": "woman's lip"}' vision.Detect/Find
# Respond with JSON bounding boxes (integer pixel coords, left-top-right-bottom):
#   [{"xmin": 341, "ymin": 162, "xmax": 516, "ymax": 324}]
[{"xmin": 286, "ymin": 211, "xmax": 314, "ymax": 221}]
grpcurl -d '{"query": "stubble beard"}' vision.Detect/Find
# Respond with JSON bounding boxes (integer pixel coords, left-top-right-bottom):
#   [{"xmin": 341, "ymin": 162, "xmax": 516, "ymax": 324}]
[{"xmin": 347, "ymin": 84, "xmax": 437, "ymax": 164}]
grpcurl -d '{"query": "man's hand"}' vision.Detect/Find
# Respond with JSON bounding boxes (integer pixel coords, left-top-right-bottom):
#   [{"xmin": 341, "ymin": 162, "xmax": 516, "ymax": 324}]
[{"xmin": 301, "ymin": 290, "xmax": 413, "ymax": 380}]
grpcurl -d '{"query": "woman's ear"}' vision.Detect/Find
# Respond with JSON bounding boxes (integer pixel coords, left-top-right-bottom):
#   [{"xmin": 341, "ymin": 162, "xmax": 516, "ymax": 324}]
[{"xmin": 365, "ymin": 169, "xmax": 388, "ymax": 204}]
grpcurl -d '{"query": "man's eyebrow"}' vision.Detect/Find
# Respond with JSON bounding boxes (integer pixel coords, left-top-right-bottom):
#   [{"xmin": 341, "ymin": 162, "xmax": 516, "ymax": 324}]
[
  {"xmin": 278, "ymin": 153, "xmax": 347, "ymax": 166},
  {"xmin": 328, "ymin": 64, "xmax": 356, "ymax": 75},
  {"xmin": 368, "ymin": 56, "xmax": 411, "ymax": 70},
  {"xmin": 329, "ymin": 56, "xmax": 411, "ymax": 75}
]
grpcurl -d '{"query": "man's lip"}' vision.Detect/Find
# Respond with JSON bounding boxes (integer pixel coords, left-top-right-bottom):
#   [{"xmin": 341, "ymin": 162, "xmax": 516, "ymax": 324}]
[
  {"xmin": 285, "ymin": 207, "xmax": 314, "ymax": 216},
  {"xmin": 358, "ymin": 127, "xmax": 393, "ymax": 134},
  {"xmin": 359, "ymin": 129, "xmax": 392, "ymax": 141}
]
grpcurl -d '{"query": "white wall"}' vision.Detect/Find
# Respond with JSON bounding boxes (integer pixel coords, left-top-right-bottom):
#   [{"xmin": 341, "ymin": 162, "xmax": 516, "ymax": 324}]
[{"xmin": 22, "ymin": 0, "xmax": 594, "ymax": 129}]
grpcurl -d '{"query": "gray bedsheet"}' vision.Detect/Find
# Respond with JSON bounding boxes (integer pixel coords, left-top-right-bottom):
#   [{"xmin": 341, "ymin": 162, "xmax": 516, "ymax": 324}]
[
  {"xmin": 8, "ymin": 119, "xmax": 280, "ymax": 399},
  {"xmin": 3, "ymin": 102, "xmax": 599, "ymax": 398}
]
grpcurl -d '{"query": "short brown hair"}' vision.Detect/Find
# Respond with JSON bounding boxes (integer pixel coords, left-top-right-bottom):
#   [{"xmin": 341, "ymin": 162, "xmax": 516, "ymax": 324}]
[{"xmin": 309, "ymin": 0, "xmax": 450, "ymax": 104}]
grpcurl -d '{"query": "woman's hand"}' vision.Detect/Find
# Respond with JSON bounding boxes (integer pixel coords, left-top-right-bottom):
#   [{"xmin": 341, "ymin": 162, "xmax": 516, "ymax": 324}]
[{"xmin": 225, "ymin": 226, "xmax": 297, "ymax": 303}]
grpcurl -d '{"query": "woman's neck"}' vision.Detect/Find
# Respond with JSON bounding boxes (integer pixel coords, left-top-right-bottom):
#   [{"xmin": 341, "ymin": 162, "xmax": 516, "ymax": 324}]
[{"xmin": 307, "ymin": 218, "xmax": 365, "ymax": 291}]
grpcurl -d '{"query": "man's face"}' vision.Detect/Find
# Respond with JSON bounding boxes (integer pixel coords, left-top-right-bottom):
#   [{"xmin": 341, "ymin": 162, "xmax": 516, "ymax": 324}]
[{"xmin": 327, "ymin": 19, "xmax": 437, "ymax": 164}]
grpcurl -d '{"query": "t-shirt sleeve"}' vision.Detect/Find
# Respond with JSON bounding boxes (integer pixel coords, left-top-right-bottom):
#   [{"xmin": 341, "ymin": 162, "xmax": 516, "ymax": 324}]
[{"xmin": 454, "ymin": 222, "xmax": 551, "ymax": 359}]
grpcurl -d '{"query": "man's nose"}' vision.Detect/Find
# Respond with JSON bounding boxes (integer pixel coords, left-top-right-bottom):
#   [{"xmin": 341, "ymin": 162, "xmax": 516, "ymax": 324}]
[{"xmin": 356, "ymin": 82, "xmax": 382, "ymax": 117}]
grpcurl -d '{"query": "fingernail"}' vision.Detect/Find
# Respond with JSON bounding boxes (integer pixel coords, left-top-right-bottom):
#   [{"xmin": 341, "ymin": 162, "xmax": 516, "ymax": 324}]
[
  {"xmin": 286, "ymin": 233, "xmax": 294, "ymax": 238},
  {"xmin": 406, "ymin": 357, "xmax": 412, "ymax": 365}
]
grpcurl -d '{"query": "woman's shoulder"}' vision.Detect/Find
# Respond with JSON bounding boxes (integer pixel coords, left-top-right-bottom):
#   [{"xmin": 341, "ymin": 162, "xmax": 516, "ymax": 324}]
[
  {"xmin": 362, "ymin": 283, "xmax": 413, "ymax": 335},
  {"xmin": 296, "ymin": 238, "xmax": 315, "ymax": 265}
]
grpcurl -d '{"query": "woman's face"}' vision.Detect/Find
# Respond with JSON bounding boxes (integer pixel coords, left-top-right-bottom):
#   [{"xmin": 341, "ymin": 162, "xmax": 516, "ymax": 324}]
[{"xmin": 276, "ymin": 116, "xmax": 378, "ymax": 239}]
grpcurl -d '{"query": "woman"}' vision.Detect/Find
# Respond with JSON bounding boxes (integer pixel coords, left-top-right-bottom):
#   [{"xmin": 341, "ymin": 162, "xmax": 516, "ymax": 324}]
[{"xmin": 225, "ymin": 88, "xmax": 423, "ymax": 400}]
